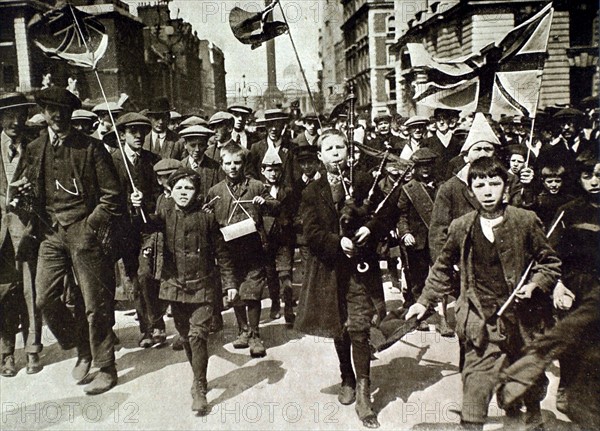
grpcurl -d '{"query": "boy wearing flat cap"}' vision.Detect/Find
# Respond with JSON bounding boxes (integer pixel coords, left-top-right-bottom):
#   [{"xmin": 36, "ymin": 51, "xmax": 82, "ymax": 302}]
[
  {"xmin": 293, "ymin": 112, "xmax": 321, "ymax": 147},
  {"xmin": 205, "ymin": 112, "xmax": 237, "ymax": 164},
  {"xmin": 11, "ymin": 87, "xmax": 124, "ymax": 395},
  {"xmin": 113, "ymin": 113, "xmax": 165, "ymax": 348},
  {"xmin": 0, "ymin": 92, "xmax": 43, "ymax": 377}
]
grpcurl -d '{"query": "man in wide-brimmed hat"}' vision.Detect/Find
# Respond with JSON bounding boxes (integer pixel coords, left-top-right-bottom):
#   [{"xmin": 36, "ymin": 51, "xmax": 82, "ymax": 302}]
[
  {"xmin": 142, "ymin": 96, "xmax": 186, "ymax": 160},
  {"xmin": 248, "ymin": 109, "xmax": 294, "ymax": 184},
  {"xmin": 0, "ymin": 92, "xmax": 43, "ymax": 378},
  {"xmin": 10, "ymin": 87, "xmax": 124, "ymax": 395}
]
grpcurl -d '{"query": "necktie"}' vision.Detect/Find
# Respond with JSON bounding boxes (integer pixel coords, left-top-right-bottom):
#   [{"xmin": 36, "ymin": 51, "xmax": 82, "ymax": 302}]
[
  {"xmin": 131, "ymin": 153, "xmax": 139, "ymax": 166},
  {"xmin": 191, "ymin": 160, "xmax": 198, "ymax": 170},
  {"xmin": 7, "ymin": 143, "xmax": 17, "ymax": 162}
]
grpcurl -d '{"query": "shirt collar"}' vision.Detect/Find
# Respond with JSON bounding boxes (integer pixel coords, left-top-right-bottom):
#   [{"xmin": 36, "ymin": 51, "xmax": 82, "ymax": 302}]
[
  {"xmin": 48, "ymin": 127, "xmax": 70, "ymax": 144},
  {"xmin": 152, "ymin": 130, "xmax": 166, "ymax": 141},
  {"xmin": 123, "ymin": 144, "xmax": 140, "ymax": 163},
  {"xmin": 302, "ymin": 171, "xmax": 321, "ymax": 183}
]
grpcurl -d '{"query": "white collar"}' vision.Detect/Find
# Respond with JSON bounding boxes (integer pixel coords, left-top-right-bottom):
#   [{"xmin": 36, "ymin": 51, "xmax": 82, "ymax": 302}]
[
  {"xmin": 152, "ymin": 130, "xmax": 166, "ymax": 141},
  {"xmin": 302, "ymin": 171, "xmax": 321, "ymax": 183},
  {"xmin": 124, "ymin": 145, "xmax": 140, "ymax": 163}
]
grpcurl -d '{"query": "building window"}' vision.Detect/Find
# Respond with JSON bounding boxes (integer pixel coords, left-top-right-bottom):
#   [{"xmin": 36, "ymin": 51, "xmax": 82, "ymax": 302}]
[
  {"xmin": 387, "ymin": 15, "xmax": 396, "ymax": 38},
  {"xmin": 570, "ymin": 2, "xmax": 595, "ymax": 46},
  {"xmin": 387, "ymin": 46, "xmax": 396, "ymax": 66},
  {"xmin": 2, "ymin": 65, "xmax": 15, "ymax": 86}
]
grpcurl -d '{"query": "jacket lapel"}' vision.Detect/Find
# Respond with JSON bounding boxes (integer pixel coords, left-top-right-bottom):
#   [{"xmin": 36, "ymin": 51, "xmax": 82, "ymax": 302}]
[{"xmin": 316, "ymin": 177, "xmax": 337, "ymax": 215}]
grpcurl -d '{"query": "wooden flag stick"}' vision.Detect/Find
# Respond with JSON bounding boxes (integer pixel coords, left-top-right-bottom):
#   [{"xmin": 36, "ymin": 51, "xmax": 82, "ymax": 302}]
[
  {"xmin": 69, "ymin": 4, "xmax": 146, "ymax": 223},
  {"xmin": 276, "ymin": 0, "xmax": 322, "ymax": 129}
]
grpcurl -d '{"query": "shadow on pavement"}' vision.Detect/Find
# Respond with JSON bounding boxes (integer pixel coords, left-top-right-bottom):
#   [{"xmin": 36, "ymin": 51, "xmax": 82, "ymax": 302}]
[{"xmin": 207, "ymin": 360, "xmax": 286, "ymax": 407}]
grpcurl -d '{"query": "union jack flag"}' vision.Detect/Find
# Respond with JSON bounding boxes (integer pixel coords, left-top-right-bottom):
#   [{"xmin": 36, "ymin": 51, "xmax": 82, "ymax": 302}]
[{"xmin": 406, "ymin": 3, "xmax": 554, "ymax": 118}]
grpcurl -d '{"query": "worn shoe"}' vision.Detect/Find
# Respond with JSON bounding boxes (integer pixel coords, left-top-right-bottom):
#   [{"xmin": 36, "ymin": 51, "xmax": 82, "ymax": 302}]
[
  {"xmin": 84, "ymin": 365, "xmax": 117, "ymax": 395},
  {"xmin": 437, "ymin": 317, "xmax": 455, "ymax": 337},
  {"xmin": 139, "ymin": 334, "xmax": 154, "ymax": 348},
  {"xmin": 248, "ymin": 334, "xmax": 267, "ymax": 358},
  {"xmin": 191, "ymin": 380, "xmax": 209, "ymax": 415},
  {"xmin": 232, "ymin": 329, "xmax": 251, "ymax": 349},
  {"xmin": 417, "ymin": 321, "xmax": 430, "ymax": 331},
  {"xmin": 1, "ymin": 355, "xmax": 17, "ymax": 377},
  {"xmin": 338, "ymin": 378, "xmax": 356, "ymax": 405},
  {"xmin": 26, "ymin": 353, "xmax": 43, "ymax": 374},
  {"xmin": 355, "ymin": 378, "xmax": 379, "ymax": 428},
  {"xmin": 172, "ymin": 335, "xmax": 185, "ymax": 351},
  {"xmin": 72, "ymin": 355, "xmax": 92, "ymax": 382},
  {"xmin": 152, "ymin": 328, "xmax": 167, "ymax": 345},
  {"xmin": 269, "ymin": 301, "xmax": 281, "ymax": 320}
]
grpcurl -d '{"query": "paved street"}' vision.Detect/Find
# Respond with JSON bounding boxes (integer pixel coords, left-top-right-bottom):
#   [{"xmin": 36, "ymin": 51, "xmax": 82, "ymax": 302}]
[{"xmin": 0, "ymin": 279, "xmax": 573, "ymax": 431}]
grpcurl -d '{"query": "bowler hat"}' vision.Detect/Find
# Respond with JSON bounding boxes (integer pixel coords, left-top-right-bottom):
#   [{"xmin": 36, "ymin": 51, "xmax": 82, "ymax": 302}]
[
  {"xmin": 0, "ymin": 93, "xmax": 35, "ymax": 112},
  {"xmin": 553, "ymin": 108, "xmax": 585, "ymax": 122},
  {"xmin": 35, "ymin": 87, "xmax": 81, "ymax": 110},
  {"xmin": 167, "ymin": 167, "xmax": 200, "ymax": 189},
  {"xmin": 153, "ymin": 159, "xmax": 182, "ymax": 176},
  {"xmin": 146, "ymin": 96, "xmax": 172, "ymax": 115}
]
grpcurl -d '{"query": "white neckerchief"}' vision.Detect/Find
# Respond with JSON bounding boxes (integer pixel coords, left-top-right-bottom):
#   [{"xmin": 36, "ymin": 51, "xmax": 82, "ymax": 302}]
[
  {"xmin": 480, "ymin": 215, "xmax": 503, "ymax": 243},
  {"xmin": 302, "ymin": 171, "xmax": 321, "ymax": 184},
  {"xmin": 436, "ymin": 129, "xmax": 453, "ymax": 148},
  {"xmin": 269, "ymin": 184, "xmax": 279, "ymax": 199},
  {"xmin": 267, "ymin": 137, "xmax": 281, "ymax": 150}
]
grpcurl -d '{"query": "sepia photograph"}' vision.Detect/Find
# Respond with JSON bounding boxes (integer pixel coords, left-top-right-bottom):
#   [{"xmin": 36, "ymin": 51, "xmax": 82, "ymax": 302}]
[{"xmin": 0, "ymin": 0, "xmax": 598, "ymax": 429}]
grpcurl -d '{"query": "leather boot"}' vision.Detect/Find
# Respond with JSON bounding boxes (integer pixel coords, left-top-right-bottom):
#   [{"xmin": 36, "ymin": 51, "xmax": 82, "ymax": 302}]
[
  {"xmin": 26, "ymin": 353, "xmax": 43, "ymax": 374},
  {"xmin": 338, "ymin": 374, "xmax": 356, "ymax": 405},
  {"xmin": 191, "ymin": 379, "xmax": 209, "ymax": 415},
  {"xmin": 355, "ymin": 378, "xmax": 379, "ymax": 428},
  {"xmin": 282, "ymin": 283, "xmax": 295, "ymax": 326},
  {"xmin": 84, "ymin": 365, "xmax": 117, "ymax": 395}
]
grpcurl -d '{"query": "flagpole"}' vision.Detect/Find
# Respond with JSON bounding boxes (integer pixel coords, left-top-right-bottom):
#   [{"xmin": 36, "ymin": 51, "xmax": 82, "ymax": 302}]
[
  {"xmin": 524, "ymin": 71, "xmax": 543, "ymax": 168},
  {"xmin": 275, "ymin": 0, "xmax": 322, "ymax": 129},
  {"xmin": 68, "ymin": 4, "xmax": 146, "ymax": 223}
]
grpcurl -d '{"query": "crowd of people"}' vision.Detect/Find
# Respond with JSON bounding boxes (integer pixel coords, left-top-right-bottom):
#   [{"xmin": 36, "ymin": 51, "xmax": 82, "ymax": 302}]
[{"xmin": 0, "ymin": 86, "xmax": 598, "ymax": 429}]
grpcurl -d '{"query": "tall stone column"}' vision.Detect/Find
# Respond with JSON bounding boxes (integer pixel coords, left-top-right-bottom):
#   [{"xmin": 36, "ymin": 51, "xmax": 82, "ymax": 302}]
[{"xmin": 14, "ymin": 15, "xmax": 32, "ymax": 92}]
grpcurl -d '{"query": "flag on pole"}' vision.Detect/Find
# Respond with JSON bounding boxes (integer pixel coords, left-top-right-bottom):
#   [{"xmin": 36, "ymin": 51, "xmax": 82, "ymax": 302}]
[
  {"xmin": 28, "ymin": 3, "xmax": 108, "ymax": 69},
  {"xmin": 406, "ymin": 3, "xmax": 554, "ymax": 118},
  {"xmin": 229, "ymin": 0, "xmax": 288, "ymax": 50}
]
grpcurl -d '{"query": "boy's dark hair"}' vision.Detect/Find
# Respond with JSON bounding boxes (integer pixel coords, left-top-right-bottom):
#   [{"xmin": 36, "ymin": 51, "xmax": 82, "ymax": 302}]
[
  {"xmin": 468, "ymin": 156, "xmax": 508, "ymax": 186},
  {"xmin": 575, "ymin": 149, "xmax": 600, "ymax": 177},
  {"xmin": 220, "ymin": 143, "xmax": 248, "ymax": 164},
  {"xmin": 316, "ymin": 127, "xmax": 348, "ymax": 150},
  {"xmin": 540, "ymin": 164, "xmax": 566, "ymax": 178}
]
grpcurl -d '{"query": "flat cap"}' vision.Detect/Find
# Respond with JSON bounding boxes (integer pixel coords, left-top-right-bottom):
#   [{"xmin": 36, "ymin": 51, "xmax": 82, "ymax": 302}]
[
  {"xmin": 71, "ymin": 109, "xmax": 97, "ymax": 121},
  {"xmin": 170, "ymin": 111, "xmax": 182, "ymax": 120},
  {"xmin": 26, "ymin": 113, "xmax": 47, "ymax": 128},
  {"xmin": 293, "ymin": 145, "xmax": 318, "ymax": 161},
  {"xmin": 0, "ymin": 93, "xmax": 35, "ymax": 112},
  {"xmin": 303, "ymin": 112, "xmax": 320, "ymax": 121},
  {"xmin": 433, "ymin": 108, "xmax": 460, "ymax": 118},
  {"xmin": 227, "ymin": 105, "xmax": 253, "ymax": 116},
  {"xmin": 180, "ymin": 115, "xmax": 208, "ymax": 128},
  {"xmin": 404, "ymin": 115, "xmax": 429, "ymax": 128},
  {"xmin": 167, "ymin": 167, "xmax": 200, "ymax": 189},
  {"xmin": 411, "ymin": 147, "xmax": 438, "ymax": 164},
  {"xmin": 115, "ymin": 112, "xmax": 152, "ymax": 130},
  {"xmin": 153, "ymin": 158, "xmax": 182, "ymax": 176},
  {"xmin": 180, "ymin": 125, "xmax": 215, "ymax": 138},
  {"xmin": 209, "ymin": 111, "xmax": 235, "ymax": 126},
  {"xmin": 553, "ymin": 108, "xmax": 585, "ymax": 121},
  {"xmin": 92, "ymin": 101, "xmax": 123, "ymax": 114},
  {"xmin": 35, "ymin": 87, "xmax": 81, "ymax": 110},
  {"xmin": 373, "ymin": 113, "xmax": 392, "ymax": 124}
]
